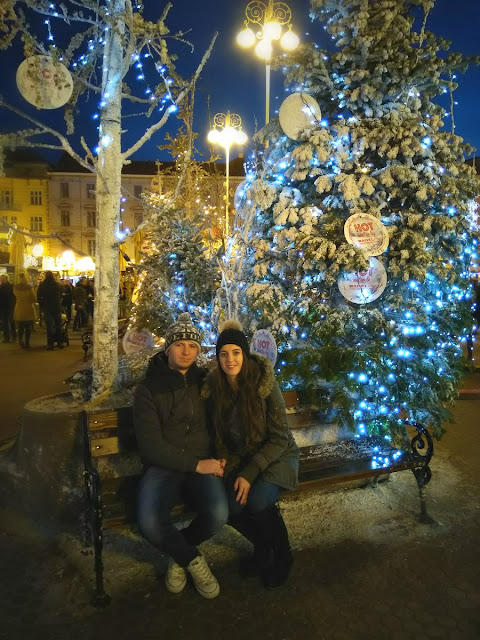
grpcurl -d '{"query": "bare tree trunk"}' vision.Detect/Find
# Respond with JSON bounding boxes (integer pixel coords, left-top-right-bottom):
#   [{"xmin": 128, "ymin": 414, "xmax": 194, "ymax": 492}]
[{"xmin": 91, "ymin": 0, "xmax": 125, "ymax": 400}]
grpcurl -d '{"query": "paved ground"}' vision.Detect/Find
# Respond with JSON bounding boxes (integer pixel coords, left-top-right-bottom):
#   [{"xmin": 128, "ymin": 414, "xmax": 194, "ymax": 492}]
[{"xmin": 0, "ymin": 328, "xmax": 479, "ymax": 640}]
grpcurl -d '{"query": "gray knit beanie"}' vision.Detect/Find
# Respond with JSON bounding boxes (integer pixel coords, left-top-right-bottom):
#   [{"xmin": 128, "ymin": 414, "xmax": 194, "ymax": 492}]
[{"xmin": 165, "ymin": 313, "xmax": 201, "ymax": 353}]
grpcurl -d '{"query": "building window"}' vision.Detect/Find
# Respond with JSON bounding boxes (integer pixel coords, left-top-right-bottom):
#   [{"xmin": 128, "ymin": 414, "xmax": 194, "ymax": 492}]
[
  {"xmin": 30, "ymin": 191, "xmax": 43, "ymax": 205},
  {"xmin": 30, "ymin": 216, "xmax": 43, "ymax": 231},
  {"xmin": 87, "ymin": 184, "xmax": 95, "ymax": 199},
  {"xmin": 134, "ymin": 185, "xmax": 143, "ymax": 199},
  {"xmin": 87, "ymin": 211, "xmax": 96, "ymax": 227},
  {"xmin": 88, "ymin": 240, "xmax": 95, "ymax": 256},
  {"xmin": 1, "ymin": 190, "xmax": 12, "ymax": 206},
  {"xmin": 60, "ymin": 183, "xmax": 69, "ymax": 199},
  {"xmin": 60, "ymin": 210, "xmax": 71, "ymax": 227},
  {"xmin": 134, "ymin": 212, "xmax": 143, "ymax": 227},
  {"xmin": 10, "ymin": 216, "xmax": 17, "ymax": 225}
]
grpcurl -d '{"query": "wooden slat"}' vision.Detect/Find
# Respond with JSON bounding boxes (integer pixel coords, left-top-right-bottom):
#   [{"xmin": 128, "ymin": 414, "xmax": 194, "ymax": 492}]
[
  {"xmin": 90, "ymin": 436, "xmax": 121, "ymax": 457},
  {"xmin": 88, "ymin": 412, "xmax": 121, "ymax": 431}
]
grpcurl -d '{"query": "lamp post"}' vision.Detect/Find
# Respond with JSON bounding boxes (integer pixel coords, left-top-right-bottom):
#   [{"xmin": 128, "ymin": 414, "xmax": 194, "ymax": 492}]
[
  {"xmin": 236, "ymin": 1, "xmax": 299, "ymax": 126},
  {"xmin": 207, "ymin": 112, "xmax": 247, "ymax": 237}
]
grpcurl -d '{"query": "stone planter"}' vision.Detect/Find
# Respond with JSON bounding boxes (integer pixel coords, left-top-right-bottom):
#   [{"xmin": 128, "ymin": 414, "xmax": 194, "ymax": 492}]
[{"xmin": 0, "ymin": 393, "xmax": 85, "ymax": 534}]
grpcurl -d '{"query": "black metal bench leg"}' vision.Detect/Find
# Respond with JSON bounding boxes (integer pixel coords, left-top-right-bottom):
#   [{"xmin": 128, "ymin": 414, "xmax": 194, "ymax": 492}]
[
  {"xmin": 412, "ymin": 466, "xmax": 436, "ymax": 525},
  {"xmin": 90, "ymin": 476, "xmax": 111, "ymax": 607},
  {"xmin": 83, "ymin": 472, "xmax": 93, "ymax": 548}
]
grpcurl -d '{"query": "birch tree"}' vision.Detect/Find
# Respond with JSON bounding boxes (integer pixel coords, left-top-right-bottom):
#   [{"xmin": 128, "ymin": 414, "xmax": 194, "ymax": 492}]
[{"xmin": 0, "ymin": 0, "xmax": 216, "ymax": 401}]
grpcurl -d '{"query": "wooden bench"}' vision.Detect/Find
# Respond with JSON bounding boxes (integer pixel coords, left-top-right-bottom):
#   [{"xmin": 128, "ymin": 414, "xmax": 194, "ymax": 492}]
[{"xmin": 82, "ymin": 400, "xmax": 433, "ymax": 606}]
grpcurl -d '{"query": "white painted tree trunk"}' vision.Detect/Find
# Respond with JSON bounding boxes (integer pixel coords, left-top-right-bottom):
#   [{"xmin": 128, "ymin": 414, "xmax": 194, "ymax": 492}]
[{"xmin": 91, "ymin": 0, "xmax": 125, "ymax": 399}]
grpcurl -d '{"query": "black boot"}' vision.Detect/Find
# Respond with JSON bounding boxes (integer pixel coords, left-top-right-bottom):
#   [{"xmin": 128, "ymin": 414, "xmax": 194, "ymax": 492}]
[
  {"xmin": 228, "ymin": 513, "xmax": 271, "ymax": 578},
  {"xmin": 253, "ymin": 504, "xmax": 292, "ymax": 588}
]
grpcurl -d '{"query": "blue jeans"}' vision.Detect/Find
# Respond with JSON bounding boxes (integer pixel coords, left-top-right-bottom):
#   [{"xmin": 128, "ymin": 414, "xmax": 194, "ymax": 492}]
[
  {"xmin": 137, "ymin": 466, "xmax": 229, "ymax": 567},
  {"xmin": 226, "ymin": 473, "xmax": 281, "ymax": 519}
]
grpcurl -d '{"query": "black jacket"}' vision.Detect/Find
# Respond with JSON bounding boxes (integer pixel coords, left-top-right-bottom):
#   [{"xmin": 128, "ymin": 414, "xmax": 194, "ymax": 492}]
[
  {"xmin": 37, "ymin": 277, "xmax": 62, "ymax": 313},
  {"xmin": 133, "ymin": 352, "xmax": 211, "ymax": 472}
]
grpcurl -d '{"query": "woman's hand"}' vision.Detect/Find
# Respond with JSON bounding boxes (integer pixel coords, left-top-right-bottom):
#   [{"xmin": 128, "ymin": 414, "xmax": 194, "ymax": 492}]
[
  {"xmin": 196, "ymin": 458, "xmax": 225, "ymax": 477},
  {"xmin": 233, "ymin": 476, "xmax": 251, "ymax": 505}
]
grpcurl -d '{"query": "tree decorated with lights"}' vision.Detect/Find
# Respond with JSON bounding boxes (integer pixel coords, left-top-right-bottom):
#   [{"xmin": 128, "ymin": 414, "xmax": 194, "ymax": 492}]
[
  {"xmin": 0, "ymin": 1, "xmax": 217, "ymax": 400},
  {"xmin": 129, "ymin": 97, "xmax": 222, "ymax": 342},
  {"xmin": 235, "ymin": 0, "xmax": 479, "ymax": 440}
]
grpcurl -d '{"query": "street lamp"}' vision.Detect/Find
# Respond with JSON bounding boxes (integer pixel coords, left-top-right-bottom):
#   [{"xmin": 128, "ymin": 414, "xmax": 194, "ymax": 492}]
[
  {"xmin": 236, "ymin": 1, "xmax": 299, "ymax": 126},
  {"xmin": 208, "ymin": 112, "xmax": 247, "ymax": 237}
]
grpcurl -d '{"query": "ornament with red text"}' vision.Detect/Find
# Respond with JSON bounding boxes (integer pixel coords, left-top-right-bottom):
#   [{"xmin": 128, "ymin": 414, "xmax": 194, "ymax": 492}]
[
  {"xmin": 16, "ymin": 56, "xmax": 73, "ymax": 109},
  {"xmin": 338, "ymin": 257, "xmax": 387, "ymax": 304},
  {"xmin": 344, "ymin": 213, "xmax": 389, "ymax": 256},
  {"xmin": 279, "ymin": 92, "xmax": 321, "ymax": 140},
  {"xmin": 122, "ymin": 328, "xmax": 156, "ymax": 355},
  {"xmin": 250, "ymin": 329, "xmax": 277, "ymax": 366}
]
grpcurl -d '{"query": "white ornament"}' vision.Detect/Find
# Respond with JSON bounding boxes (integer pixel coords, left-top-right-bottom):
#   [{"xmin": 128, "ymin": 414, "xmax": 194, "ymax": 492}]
[
  {"xmin": 338, "ymin": 257, "xmax": 387, "ymax": 304},
  {"xmin": 344, "ymin": 213, "xmax": 389, "ymax": 256},
  {"xmin": 122, "ymin": 328, "xmax": 156, "ymax": 355},
  {"xmin": 279, "ymin": 92, "xmax": 321, "ymax": 140},
  {"xmin": 250, "ymin": 329, "xmax": 277, "ymax": 366},
  {"xmin": 16, "ymin": 55, "xmax": 73, "ymax": 109}
]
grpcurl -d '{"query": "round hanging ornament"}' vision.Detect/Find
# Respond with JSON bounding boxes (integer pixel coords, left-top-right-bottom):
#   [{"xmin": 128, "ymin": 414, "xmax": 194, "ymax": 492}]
[
  {"xmin": 122, "ymin": 327, "xmax": 156, "ymax": 355},
  {"xmin": 338, "ymin": 257, "xmax": 387, "ymax": 304},
  {"xmin": 344, "ymin": 213, "xmax": 389, "ymax": 256},
  {"xmin": 16, "ymin": 55, "xmax": 73, "ymax": 109},
  {"xmin": 279, "ymin": 92, "xmax": 321, "ymax": 140},
  {"xmin": 250, "ymin": 329, "xmax": 277, "ymax": 366}
]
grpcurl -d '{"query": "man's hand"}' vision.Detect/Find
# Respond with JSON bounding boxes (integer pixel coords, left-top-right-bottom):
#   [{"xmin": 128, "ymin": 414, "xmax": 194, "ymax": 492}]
[
  {"xmin": 196, "ymin": 458, "xmax": 225, "ymax": 477},
  {"xmin": 233, "ymin": 476, "xmax": 251, "ymax": 505}
]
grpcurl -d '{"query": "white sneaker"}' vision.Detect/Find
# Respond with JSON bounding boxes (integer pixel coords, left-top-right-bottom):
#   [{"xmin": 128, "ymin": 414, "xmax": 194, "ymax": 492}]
[
  {"xmin": 165, "ymin": 560, "xmax": 187, "ymax": 594},
  {"xmin": 187, "ymin": 555, "xmax": 220, "ymax": 599}
]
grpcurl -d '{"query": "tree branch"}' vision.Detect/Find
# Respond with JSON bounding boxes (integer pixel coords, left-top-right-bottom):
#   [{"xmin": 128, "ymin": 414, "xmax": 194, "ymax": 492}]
[{"xmin": 122, "ymin": 32, "xmax": 218, "ymax": 161}]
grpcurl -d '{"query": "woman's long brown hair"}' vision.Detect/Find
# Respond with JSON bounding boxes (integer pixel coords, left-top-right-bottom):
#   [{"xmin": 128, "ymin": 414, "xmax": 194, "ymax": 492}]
[{"xmin": 211, "ymin": 355, "xmax": 264, "ymax": 448}]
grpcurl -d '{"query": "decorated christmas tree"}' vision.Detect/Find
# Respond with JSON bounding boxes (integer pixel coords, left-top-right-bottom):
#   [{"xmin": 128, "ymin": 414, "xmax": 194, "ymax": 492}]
[
  {"xmin": 130, "ymin": 99, "xmax": 221, "ymax": 342},
  {"xmin": 234, "ymin": 0, "xmax": 479, "ymax": 441}
]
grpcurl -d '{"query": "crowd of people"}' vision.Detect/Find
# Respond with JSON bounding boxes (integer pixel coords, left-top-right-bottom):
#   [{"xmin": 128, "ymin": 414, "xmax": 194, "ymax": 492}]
[{"xmin": 0, "ymin": 271, "xmax": 97, "ymax": 350}]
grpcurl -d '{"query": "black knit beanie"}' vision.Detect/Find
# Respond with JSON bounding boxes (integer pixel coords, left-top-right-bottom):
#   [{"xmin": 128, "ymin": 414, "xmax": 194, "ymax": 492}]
[{"xmin": 216, "ymin": 319, "xmax": 250, "ymax": 359}]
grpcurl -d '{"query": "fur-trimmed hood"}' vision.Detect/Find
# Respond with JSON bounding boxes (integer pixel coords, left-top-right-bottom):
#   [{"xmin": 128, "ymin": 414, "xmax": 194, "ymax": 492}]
[{"xmin": 201, "ymin": 352, "xmax": 275, "ymax": 399}]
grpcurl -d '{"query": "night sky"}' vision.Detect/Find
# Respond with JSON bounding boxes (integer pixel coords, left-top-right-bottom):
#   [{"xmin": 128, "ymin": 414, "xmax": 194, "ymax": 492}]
[{"xmin": 1, "ymin": 0, "xmax": 479, "ymax": 164}]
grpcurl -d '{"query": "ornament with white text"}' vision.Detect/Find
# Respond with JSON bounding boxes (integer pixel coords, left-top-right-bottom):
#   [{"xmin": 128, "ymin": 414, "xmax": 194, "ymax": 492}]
[
  {"xmin": 250, "ymin": 329, "xmax": 277, "ymax": 366},
  {"xmin": 338, "ymin": 257, "xmax": 387, "ymax": 304},
  {"xmin": 344, "ymin": 213, "xmax": 389, "ymax": 256},
  {"xmin": 279, "ymin": 92, "xmax": 321, "ymax": 140},
  {"xmin": 16, "ymin": 56, "xmax": 73, "ymax": 109},
  {"xmin": 122, "ymin": 328, "xmax": 156, "ymax": 355}
]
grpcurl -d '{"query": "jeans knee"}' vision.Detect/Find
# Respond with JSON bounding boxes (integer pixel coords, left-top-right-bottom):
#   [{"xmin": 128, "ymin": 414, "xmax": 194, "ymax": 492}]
[
  {"xmin": 137, "ymin": 508, "xmax": 166, "ymax": 547},
  {"xmin": 212, "ymin": 501, "xmax": 229, "ymax": 529}
]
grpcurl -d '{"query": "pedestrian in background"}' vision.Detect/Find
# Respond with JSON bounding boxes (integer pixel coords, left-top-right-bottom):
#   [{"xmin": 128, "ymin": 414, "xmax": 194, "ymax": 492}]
[
  {"xmin": 0, "ymin": 274, "xmax": 16, "ymax": 343},
  {"xmin": 61, "ymin": 278, "xmax": 73, "ymax": 323},
  {"xmin": 37, "ymin": 271, "xmax": 63, "ymax": 350},
  {"xmin": 203, "ymin": 319, "xmax": 299, "ymax": 588},
  {"xmin": 13, "ymin": 273, "xmax": 36, "ymax": 349},
  {"xmin": 72, "ymin": 279, "xmax": 88, "ymax": 330}
]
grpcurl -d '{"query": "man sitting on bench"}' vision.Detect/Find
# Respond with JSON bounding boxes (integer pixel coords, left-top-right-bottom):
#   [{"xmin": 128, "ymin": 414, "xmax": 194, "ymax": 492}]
[{"xmin": 133, "ymin": 313, "xmax": 228, "ymax": 599}]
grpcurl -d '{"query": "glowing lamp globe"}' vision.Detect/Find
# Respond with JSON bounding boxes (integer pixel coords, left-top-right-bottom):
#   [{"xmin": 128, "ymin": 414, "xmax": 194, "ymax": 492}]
[
  {"xmin": 281, "ymin": 30, "xmax": 300, "ymax": 51},
  {"xmin": 264, "ymin": 21, "xmax": 282, "ymax": 41},
  {"xmin": 32, "ymin": 243, "xmax": 44, "ymax": 257},
  {"xmin": 207, "ymin": 129, "xmax": 221, "ymax": 145},
  {"xmin": 255, "ymin": 39, "xmax": 272, "ymax": 60},
  {"xmin": 236, "ymin": 27, "xmax": 255, "ymax": 48}
]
